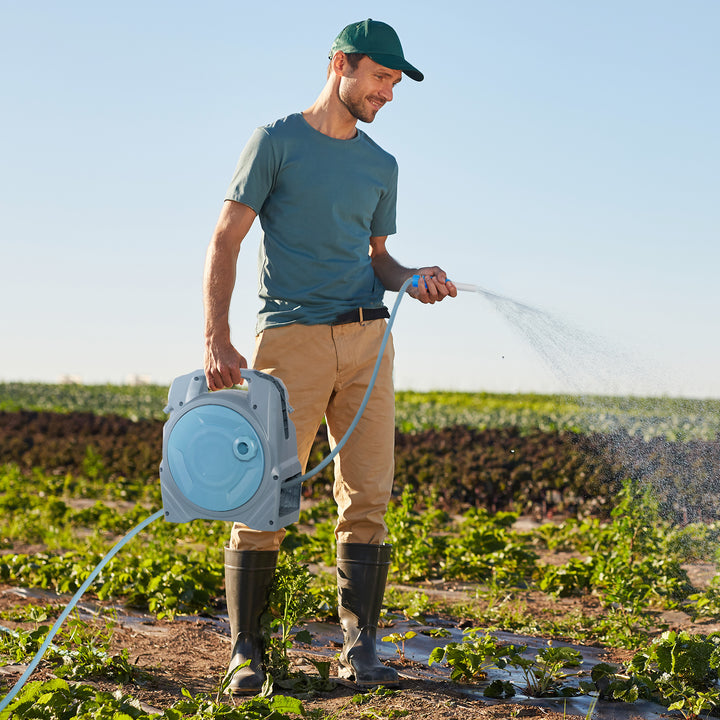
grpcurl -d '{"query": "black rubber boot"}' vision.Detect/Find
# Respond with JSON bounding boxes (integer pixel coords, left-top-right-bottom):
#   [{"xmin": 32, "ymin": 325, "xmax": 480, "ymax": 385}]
[
  {"xmin": 224, "ymin": 548, "xmax": 278, "ymax": 695},
  {"xmin": 336, "ymin": 543, "xmax": 399, "ymax": 687}
]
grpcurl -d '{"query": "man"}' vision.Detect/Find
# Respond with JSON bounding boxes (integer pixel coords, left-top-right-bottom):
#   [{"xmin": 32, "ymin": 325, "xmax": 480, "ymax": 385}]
[{"xmin": 203, "ymin": 18, "xmax": 457, "ymax": 694}]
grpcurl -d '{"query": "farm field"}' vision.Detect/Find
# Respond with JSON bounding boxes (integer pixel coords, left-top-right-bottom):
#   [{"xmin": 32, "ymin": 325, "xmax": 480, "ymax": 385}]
[{"xmin": 2, "ymin": 382, "xmax": 720, "ymax": 719}]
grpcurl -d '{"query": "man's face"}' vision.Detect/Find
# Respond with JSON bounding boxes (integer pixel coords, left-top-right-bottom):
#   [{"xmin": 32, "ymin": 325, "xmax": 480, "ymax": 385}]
[{"xmin": 337, "ymin": 55, "xmax": 403, "ymax": 123}]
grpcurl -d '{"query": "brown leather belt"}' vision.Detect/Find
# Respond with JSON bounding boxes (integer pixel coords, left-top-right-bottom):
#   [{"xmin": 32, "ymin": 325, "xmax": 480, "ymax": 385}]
[{"xmin": 332, "ymin": 306, "xmax": 390, "ymax": 325}]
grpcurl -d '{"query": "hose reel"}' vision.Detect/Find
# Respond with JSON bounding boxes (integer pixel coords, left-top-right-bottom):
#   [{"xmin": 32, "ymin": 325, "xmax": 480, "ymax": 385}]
[{"xmin": 159, "ymin": 369, "xmax": 303, "ymax": 530}]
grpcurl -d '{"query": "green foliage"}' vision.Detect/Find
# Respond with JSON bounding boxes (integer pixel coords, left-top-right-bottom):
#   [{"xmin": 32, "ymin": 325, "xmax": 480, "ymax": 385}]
[
  {"xmin": 0, "ymin": 677, "xmax": 309, "ymax": 719},
  {"xmin": 0, "ymin": 381, "xmax": 169, "ymax": 420},
  {"xmin": 395, "ymin": 390, "xmax": 720, "ymax": 441},
  {"xmin": 0, "ymin": 615, "xmax": 144, "ymax": 685},
  {"xmin": 383, "ymin": 588, "xmax": 431, "ymax": 622},
  {"xmin": 385, "ymin": 489, "xmax": 537, "ymax": 587},
  {"xmin": 598, "ymin": 631, "xmax": 720, "ymax": 719},
  {"xmin": 264, "ymin": 552, "xmax": 322, "ymax": 682},
  {"xmin": 282, "ymin": 509, "xmax": 337, "ymax": 567},
  {"xmin": 483, "ymin": 678, "xmax": 516, "ymax": 699},
  {"xmin": 443, "ymin": 508, "xmax": 538, "ymax": 586},
  {"xmin": 537, "ymin": 557, "xmax": 594, "ymax": 598},
  {"xmin": 0, "ymin": 625, "xmax": 48, "ymax": 663},
  {"xmin": 169, "ymin": 686, "xmax": 307, "ymax": 719},
  {"xmin": 1, "ymin": 548, "xmax": 223, "ymax": 618},
  {"xmin": 430, "ymin": 631, "xmax": 583, "ymax": 697},
  {"xmin": 537, "ymin": 479, "xmax": 693, "ymax": 617},
  {"xmin": 5, "ymin": 380, "xmax": 719, "ymax": 438},
  {"xmin": 687, "ymin": 575, "xmax": 720, "ymax": 622},
  {"xmin": 0, "ymin": 603, "xmax": 57, "ymax": 624},
  {"xmin": 381, "ymin": 630, "xmax": 417, "ymax": 660},
  {"xmin": 505, "ymin": 642, "xmax": 583, "ymax": 697},
  {"xmin": 2, "ymin": 384, "xmax": 720, "ymax": 716},
  {"xmin": 385, "ymin": 487, "xmax": 447, "ymax": 582}
]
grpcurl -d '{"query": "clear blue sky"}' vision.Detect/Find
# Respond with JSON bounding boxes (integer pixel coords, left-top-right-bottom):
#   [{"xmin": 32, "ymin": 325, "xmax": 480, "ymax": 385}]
[{"xmin": 2, "ymin": 1, "xmax": 718, "ymax": 397}]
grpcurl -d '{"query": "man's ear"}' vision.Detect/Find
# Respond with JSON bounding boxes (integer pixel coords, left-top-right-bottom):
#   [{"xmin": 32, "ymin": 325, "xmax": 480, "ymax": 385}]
[{"xmin": 331, "ymin": 50, "xmax": 349, "ymax": 77}]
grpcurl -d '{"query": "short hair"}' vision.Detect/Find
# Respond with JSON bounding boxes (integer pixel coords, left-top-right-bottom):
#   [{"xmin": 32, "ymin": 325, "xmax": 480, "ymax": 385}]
[{"xmin": 344, "ymin": 52, "xmax": 364, "ymax": 70}]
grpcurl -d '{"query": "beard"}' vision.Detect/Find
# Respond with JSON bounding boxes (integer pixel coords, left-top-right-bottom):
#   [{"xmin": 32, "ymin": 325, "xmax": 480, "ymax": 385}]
[{"xmin": 338, "ymin": 83, "xmax": 382, "ymax": 124}]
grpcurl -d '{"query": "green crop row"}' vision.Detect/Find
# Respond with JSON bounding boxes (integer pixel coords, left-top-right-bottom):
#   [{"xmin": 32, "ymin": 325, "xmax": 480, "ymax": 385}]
[{"xmin": 395, "ymin": 390, "xmax": 720, "ymax": 441}]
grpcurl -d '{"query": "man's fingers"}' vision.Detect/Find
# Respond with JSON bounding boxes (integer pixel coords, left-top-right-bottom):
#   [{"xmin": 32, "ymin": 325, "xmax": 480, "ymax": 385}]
[
  {"xmin": 415, "ymin": 274, "xmax": 445, "ymax": 303},
  {"xmin": 409, "ymin": 270, "xmax": 458, "ymax": 304},
  {"xmin": 205, "ymin": 357, "xmax": 247, "ymax": 391}
]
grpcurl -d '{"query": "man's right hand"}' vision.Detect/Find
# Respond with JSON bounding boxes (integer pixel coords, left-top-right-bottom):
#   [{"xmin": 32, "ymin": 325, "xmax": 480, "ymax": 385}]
[{"xmin": 204, "ymin": 341, "xmax": 248, "ymax": 390}]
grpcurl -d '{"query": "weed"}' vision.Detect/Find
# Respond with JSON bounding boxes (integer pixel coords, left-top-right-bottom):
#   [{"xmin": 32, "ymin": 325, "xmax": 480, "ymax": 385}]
[
  {"xmin": 264, "ymin": 551, "xmax": 321, "ymax": 683},
  {"xmin": 0, "ymin": 613, "xmax": 145, "ymax": 684},
  {"xmin": 381, "ymin": 630, "xmax": 417, "ymax": 660}
]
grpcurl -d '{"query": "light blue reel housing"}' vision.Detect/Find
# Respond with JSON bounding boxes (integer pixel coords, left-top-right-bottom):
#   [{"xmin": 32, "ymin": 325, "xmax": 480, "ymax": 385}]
[{"xmin": 159, "ymin": 369, "xmax": 303, "ymax": 531}]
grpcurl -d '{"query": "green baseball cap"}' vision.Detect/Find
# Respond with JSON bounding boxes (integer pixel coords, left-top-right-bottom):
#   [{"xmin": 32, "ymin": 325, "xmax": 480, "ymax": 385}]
[{"xmin": 329, "ymin": 19, "xmax": 424, "ymax": 82}]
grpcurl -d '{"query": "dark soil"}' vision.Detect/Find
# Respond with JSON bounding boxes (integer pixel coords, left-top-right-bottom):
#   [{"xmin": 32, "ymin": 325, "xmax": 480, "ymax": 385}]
[
  {"xmin": 0, "ymin": 584, "xmax": 614, "ymax": 720},
  {"xmin": 2, "ymin": 410, "xmax": 719, "ymax": 520}
]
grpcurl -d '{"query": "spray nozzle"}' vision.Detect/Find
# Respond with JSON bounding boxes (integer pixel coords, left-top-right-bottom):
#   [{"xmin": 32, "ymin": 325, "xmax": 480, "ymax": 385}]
[{"xmin": 411, "ymin": 274, "xmax": 482, "ymax": 294}]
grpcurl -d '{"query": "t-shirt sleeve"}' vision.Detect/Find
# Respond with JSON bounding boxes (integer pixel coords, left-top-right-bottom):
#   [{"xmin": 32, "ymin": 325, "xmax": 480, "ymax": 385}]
[
  {"xmin": 224, "ymin": 127, "xmax": 277, "ymax": 213},
  {"xmin": 369, "ymin": 160, "xmax": 398, "ymax": 237}
]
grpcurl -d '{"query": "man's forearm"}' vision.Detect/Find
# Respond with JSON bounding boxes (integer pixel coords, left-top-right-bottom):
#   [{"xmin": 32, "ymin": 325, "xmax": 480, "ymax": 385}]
[
  {"xmin": 203, "ymin": 242, "xmax": 237, "ymax": 345},
  {"xmin": 370, "ymin": 248, "xmax": 416, "ymax": 292}
]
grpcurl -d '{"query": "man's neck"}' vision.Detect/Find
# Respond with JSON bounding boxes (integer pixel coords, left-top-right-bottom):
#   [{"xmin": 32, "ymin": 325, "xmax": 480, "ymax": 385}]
[{"xmin": 303, "ymin": 85, "xmax": 358, "ymax": 140}]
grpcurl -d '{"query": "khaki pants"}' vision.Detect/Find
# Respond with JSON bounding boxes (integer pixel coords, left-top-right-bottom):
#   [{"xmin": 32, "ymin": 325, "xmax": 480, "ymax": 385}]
[{"xmin": 229, "ymin": 319, "xmax": 395, "ymax": 551}]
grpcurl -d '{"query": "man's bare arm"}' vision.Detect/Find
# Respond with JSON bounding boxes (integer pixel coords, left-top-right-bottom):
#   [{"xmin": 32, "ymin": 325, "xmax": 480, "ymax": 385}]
[{"xmin": 203, "ymin": 200, "xmax": 257, "ymax": 389}]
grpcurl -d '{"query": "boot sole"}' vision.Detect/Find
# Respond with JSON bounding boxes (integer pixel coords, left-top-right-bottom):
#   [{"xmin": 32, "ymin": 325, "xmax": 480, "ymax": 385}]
[{"xmin": 338, "ymin": 664, "xmax": 400, "ymax": 688}]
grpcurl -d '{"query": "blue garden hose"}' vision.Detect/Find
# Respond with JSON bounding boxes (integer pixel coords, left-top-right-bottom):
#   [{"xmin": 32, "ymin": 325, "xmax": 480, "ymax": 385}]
[
  {"xmin": 0, "ymin": 509, "xmax": 165, "ymax": 712},
  {"xmin": 0, "ymin": 274, "xmax": 425, "ymax": 710}
]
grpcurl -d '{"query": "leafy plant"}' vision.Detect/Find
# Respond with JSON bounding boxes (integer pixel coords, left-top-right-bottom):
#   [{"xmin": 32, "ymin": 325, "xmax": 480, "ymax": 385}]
[
  {"xmin": 626, "ymin": 630, "xmax": 720, "ymax": 719},
  {"xmin": 384, "ymin": 588, "xmax": 431, "ymax": 622},
  {"xmin": 429, "ymin": 628, "xmax": 515, "ymax": 683},
  {"xmin": 505, "ymin": 641, "xmax": 583, "ymax": 697},
  {"xmin": 385, "ymin": 487, "xmax": 447, "ymax": 582},
  {"xmin": 264, "ymin": 551, "xmax": 319, "ymax": 683},
  {"xmin": 381, "ymin": 630, "xmax": 417, "ymax": 660},
  {"xmin": 442, "ymin": 508, "xmax": 537, "ymax": 586},
  {"xmin": 0, "ymin": 625, "xmax": 48, "ymax": 663},
  {"xmin": 0, "ymin": 603, "xmax": 56, "ymax": 624},
  {"xmin": 1, "ymin": 676, "xmax": 311, "ymax": 719},
  {"xmin": 687, "ymin": 574, "xmax": 720, "ymax": 622},
  {"xmin": 0, "ymin": 613, "xmax": 145, "ymax": 685}
]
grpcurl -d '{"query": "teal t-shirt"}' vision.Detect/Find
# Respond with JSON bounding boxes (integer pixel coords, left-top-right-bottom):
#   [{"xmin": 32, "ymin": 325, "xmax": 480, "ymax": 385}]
[{"xmin": 225, "ymin": 113, "xmax": 398, "ymax": 332}]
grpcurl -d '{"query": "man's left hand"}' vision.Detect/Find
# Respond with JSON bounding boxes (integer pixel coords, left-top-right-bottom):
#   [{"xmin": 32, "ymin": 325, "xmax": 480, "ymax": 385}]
[{"xmin": 407, "ymin": 267, "xmax": 457, "ymax": 304}]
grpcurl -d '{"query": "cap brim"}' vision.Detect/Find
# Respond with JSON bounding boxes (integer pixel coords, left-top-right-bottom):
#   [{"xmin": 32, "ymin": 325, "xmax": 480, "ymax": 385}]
[{"xmin": 366, "ymin": 52, "xmax": 424, "ymax": 81}]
